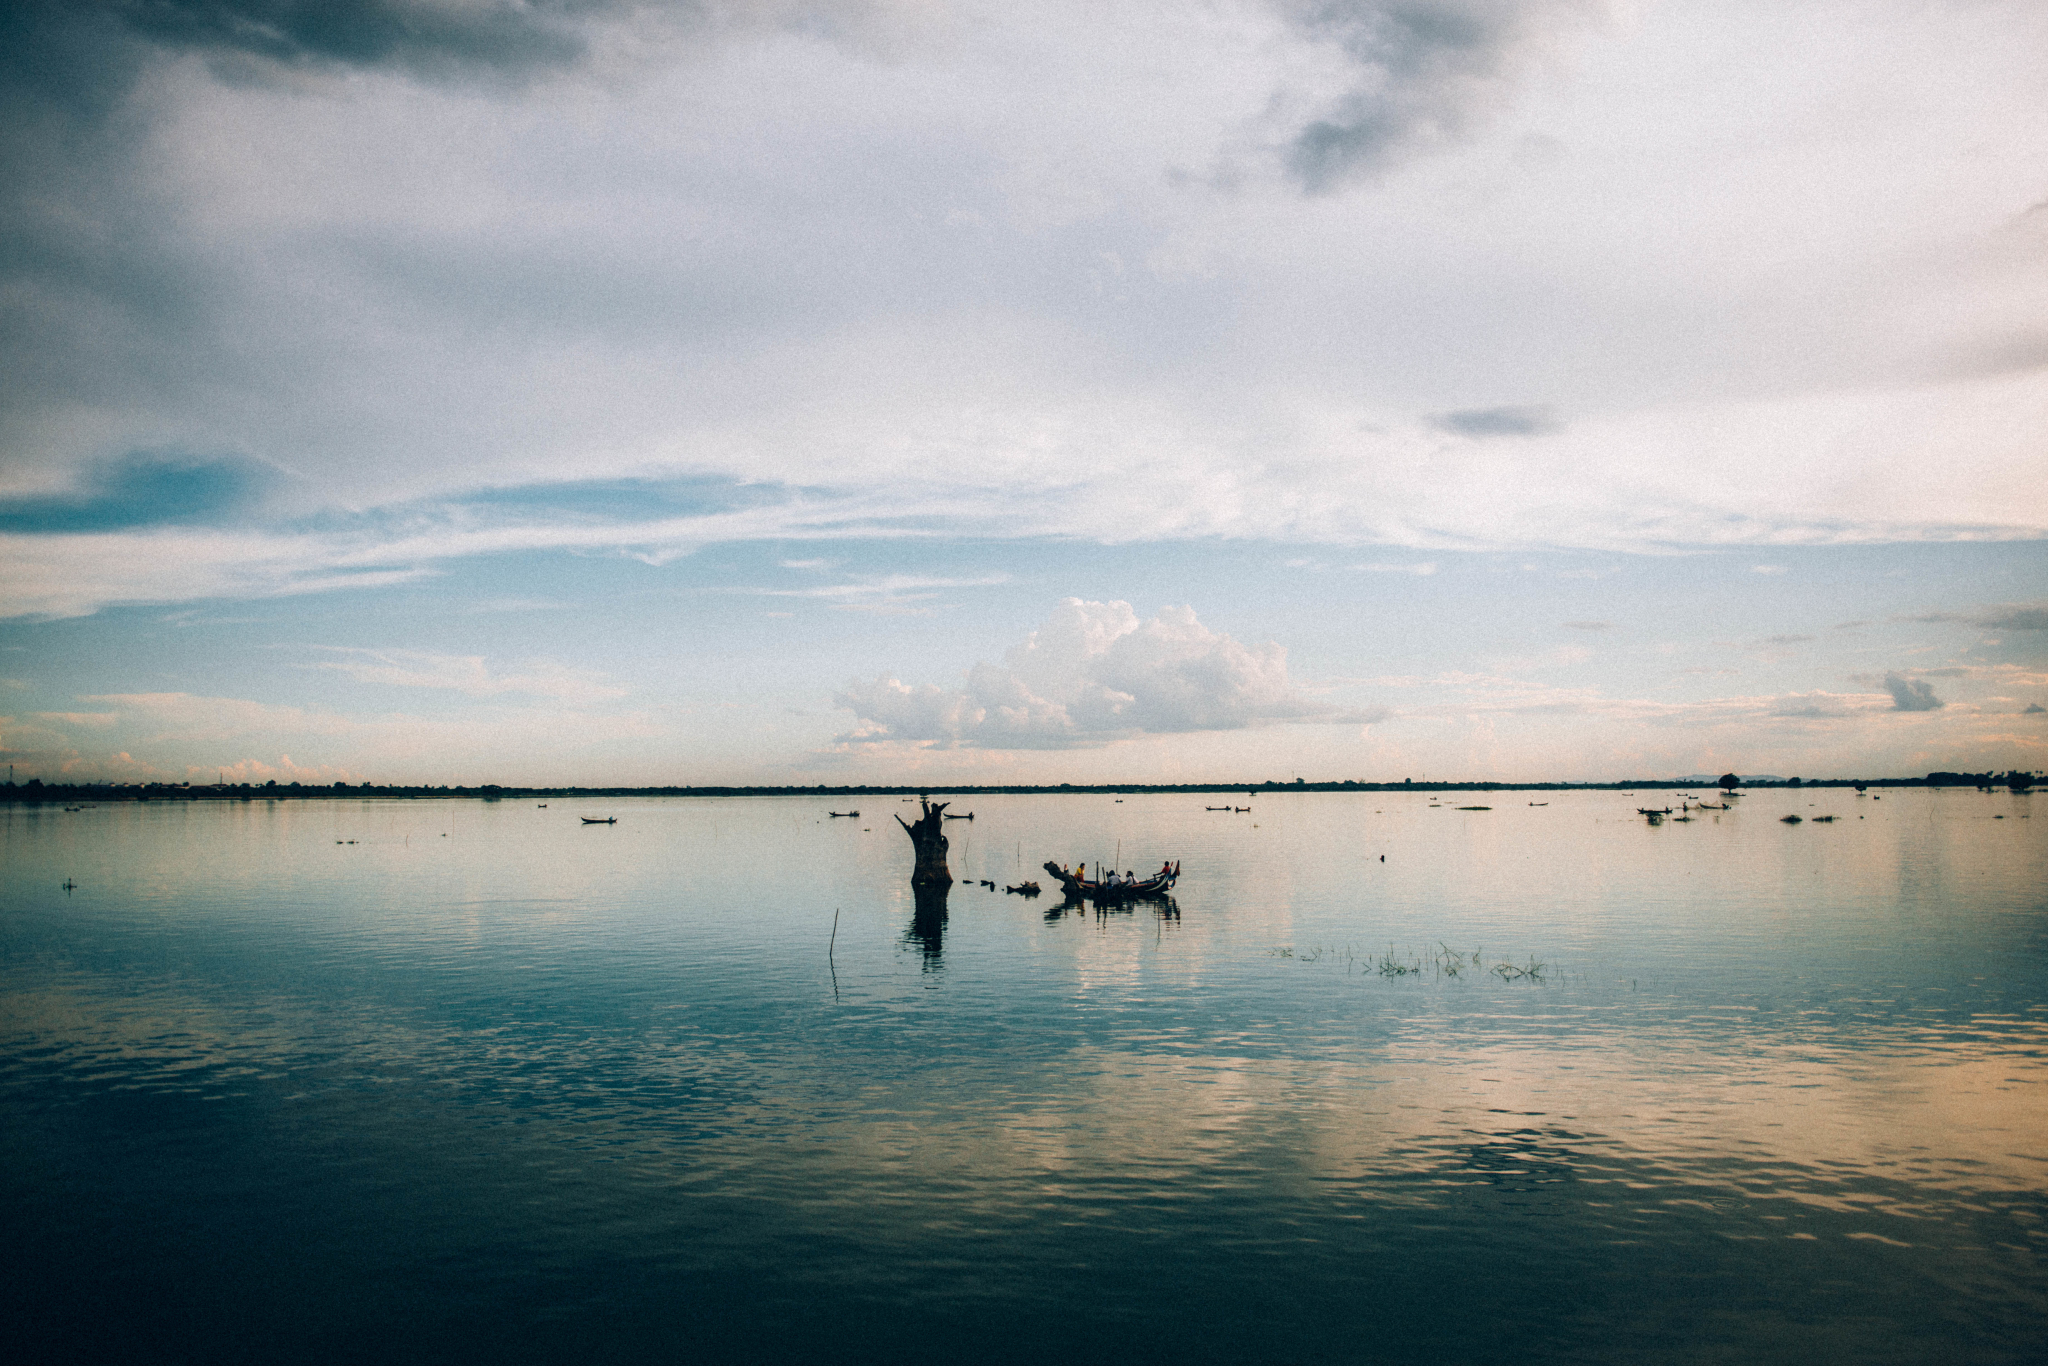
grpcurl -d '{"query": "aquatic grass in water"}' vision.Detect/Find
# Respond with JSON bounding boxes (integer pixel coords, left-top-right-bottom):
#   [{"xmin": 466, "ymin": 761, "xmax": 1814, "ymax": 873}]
[{"xmin": 1269, "ymin": 942, "xmax": 1554, "ymax": 983}]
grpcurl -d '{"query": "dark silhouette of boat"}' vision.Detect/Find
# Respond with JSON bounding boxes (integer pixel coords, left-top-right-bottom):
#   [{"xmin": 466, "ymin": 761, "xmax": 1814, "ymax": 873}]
[
  {"xmin": 581, "ymin": 817, "xmax": 617, "ymax": 825},
  {"xmin": 1004, "ymin": 881, "xmax": 1041, "ymax": 896},
  {"xmin": 1043, "ymin": 860, "xmax": 1180, "ymax": 901},
  {"xmin": 829, "ymin": 810, "xmax": 859, "ymax": 817},
  {"xmin": 1205, "ymin": 805, "xmax": 1231, "ymax": 811},
  {"xmin": 943, "ymin": 811, "xmax": 973, "ymax": 820}
]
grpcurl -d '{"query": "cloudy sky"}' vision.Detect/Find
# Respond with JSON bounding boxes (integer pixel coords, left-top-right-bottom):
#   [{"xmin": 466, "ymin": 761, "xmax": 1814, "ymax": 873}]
[{"xmin": 2, "ymin": 0, "xmax": 2043, "ymax": 785}]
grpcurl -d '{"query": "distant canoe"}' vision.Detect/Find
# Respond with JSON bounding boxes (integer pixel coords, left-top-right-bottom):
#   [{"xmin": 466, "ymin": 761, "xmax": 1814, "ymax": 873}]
[
  {"xmin": 829, "ymin": 810, "xmax": 859, "ymax": 817},
  {"xmin": 943, "ymin": 812, "xmax": 974, "ymax": 820},
  {"xmin": 581, "ymin": 817, "xmax": 617, "ymax": 825}
]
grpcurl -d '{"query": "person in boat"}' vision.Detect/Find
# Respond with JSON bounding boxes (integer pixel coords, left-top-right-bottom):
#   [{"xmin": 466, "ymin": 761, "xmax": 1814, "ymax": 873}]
[{"xmin": 1157, "ymin": 861, "xmax": 1172, "ymax": 879}]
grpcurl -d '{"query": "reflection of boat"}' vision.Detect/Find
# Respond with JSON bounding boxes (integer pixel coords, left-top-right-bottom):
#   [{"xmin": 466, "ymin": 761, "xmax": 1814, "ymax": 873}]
[
  {"xmin": 1043, "ymin": 860, "xmax": 1180, "ymax": 901},
  {"xmin": 581, "ymin": 817, "xmax": 617, "ymax": 825},
  {"xmin": 828, "ymin": 810, "xmax": 859, "ymax": 817}
]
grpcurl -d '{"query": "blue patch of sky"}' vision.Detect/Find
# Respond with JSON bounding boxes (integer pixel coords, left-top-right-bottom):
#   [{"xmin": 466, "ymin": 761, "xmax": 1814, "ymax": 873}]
[
  {"xmin": 5, "ymin": 536, "xmax": 2038, "ymax": 732},
  {"xmin": 0, "ymin": 452, "xmax": 271, "ymax": 533}
]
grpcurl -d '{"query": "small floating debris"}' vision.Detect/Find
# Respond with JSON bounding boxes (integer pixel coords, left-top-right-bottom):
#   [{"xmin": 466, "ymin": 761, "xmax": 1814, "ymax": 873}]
[{"xmin": 1004, "ymin": 881, "xmax": 1041, "ymax": 896}]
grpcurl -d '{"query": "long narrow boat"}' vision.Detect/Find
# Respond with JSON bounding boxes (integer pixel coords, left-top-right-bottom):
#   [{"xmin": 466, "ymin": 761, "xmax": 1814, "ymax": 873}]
[
  {"xmin": 1043, "ymin": 860, "xmax": 1180, "ymax": 901},
  {"xmin": 581, "ymin": 817, "xmax": 617, "ymax": 825}
]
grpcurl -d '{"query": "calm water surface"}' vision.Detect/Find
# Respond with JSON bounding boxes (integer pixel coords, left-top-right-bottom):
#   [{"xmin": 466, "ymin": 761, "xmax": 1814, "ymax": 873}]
[{"xmin": 4, "ymin": 790, "xmax": 2044, "ymax": 1363}]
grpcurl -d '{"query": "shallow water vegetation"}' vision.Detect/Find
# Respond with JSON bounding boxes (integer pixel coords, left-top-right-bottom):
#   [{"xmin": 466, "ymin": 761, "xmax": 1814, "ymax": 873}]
[{"xmin": 1270, "ymin": 942, "xmax": 1555, "ymax": 984}]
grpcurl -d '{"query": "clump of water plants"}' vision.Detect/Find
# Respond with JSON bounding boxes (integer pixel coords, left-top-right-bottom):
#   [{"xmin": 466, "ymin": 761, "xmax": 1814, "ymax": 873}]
[{"xmin": 1268, "ymin": 942, "xmax": 1556, "ymax": 984}]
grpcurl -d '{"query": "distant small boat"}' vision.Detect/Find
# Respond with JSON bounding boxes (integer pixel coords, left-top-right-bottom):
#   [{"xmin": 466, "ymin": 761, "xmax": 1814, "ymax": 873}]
[
  {"xmin": 1528, "ymin": 802, "xmax": 1548, "ymax": 806},
  {"xmin": 829, "ymin": 810, "xmax": 859, "ymax": 817},
  {"xmin": 1205, "ymin": 806, "xmax": 1232, "ymax": 811},
  {"xmin": 1234, "ymin": 807, "xmax": 1251, "ymax": 813},
  {"xmin": 1637, "ymin": 807, "xmax": 1673, "ymax": 816},
  {"xmin": 581, "ymin": 817, "xmax": 617, "ymax": 825},
  {"xmin": 943, "ymin": 811, "xmax": 973, "ymax": 820},
  {"xmin": 537, "ymin": 803, "xmax": 547, "ymax": 808}
]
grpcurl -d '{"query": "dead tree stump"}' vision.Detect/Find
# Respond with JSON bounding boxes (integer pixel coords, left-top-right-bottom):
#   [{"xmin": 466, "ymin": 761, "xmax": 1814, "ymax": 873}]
[{"xmin": 896, "ymin": 797, "xmax": 953, "ymax": 886}]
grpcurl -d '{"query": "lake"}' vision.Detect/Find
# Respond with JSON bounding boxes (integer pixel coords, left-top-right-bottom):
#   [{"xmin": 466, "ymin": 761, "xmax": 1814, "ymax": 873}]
[{"xmin": 3, "ymin": 789, "xmax": 2043, "ymax": 1364}]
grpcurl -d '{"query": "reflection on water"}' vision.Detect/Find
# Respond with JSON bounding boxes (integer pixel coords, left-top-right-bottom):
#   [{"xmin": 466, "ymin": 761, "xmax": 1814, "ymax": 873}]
[
  {"xmin": 906, "ymin": 882, "xmax": 949, "ymax": 965},
  {"xmin": 1, "ymin": 789, "xmax": 2043, "ymax": 1364}
]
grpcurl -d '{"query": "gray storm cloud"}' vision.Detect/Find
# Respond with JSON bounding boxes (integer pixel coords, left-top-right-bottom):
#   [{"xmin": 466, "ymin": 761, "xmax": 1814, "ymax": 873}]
[
  {"xmin": 1280, "ymin": 0, "xmax": 1602, "ymax": 191},
  {"xmin": 1882, "ymin": 672, "xmax": 1944, "ymax": 713},
  {"xmin": 835, "ymin": 599, "xmax": 1376, "ymax": 750}
]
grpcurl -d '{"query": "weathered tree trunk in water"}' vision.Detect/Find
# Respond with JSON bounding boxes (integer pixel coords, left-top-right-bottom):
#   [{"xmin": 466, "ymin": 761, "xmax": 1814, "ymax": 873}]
[{"xmin": 896, "ymin": 797, "xmax": 953, "ymax": 886}]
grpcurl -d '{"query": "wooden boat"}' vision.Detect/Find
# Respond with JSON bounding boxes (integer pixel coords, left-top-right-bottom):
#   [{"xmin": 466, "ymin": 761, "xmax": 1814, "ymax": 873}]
[
  {"xmin": 1205, "ymin": 805, "xmax": 1232, "ymax": 811},
  {"xmin": 1636, "ymin": 807, "xmax": 1672, "ymax": 816},
  {"xmin": 1043, "ymin": 860, "xmax": 1180, "ymax": 901},
  {"xmin": 828, "ymin": 810, "xmax": 859, "ymax": 817},
  {"xmin": 943, "ymin": 811, "xmax": 974, "ymax": 820},
  {"xmin": 580, "ymin": 817, "xmax": 617, "ymax": 825}
]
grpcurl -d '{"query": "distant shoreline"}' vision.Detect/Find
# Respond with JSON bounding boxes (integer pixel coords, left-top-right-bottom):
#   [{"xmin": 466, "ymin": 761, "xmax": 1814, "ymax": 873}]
[{"xmin": 4, "ymin": 773, "xmax": 2030, "ymax": 803}]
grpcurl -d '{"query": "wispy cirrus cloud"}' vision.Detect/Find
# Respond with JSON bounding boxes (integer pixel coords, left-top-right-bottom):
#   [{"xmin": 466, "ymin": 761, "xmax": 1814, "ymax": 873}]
[{"xmin": 309, "ymin": 649, "xmax": 628, "ymax": 701}]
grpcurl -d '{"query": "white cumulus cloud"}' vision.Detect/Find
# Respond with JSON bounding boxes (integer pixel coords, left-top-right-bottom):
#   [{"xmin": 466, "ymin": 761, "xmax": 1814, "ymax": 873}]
[{"xmin": 835, "ymin": 598, "xmax": 1375, "ymax": 750}]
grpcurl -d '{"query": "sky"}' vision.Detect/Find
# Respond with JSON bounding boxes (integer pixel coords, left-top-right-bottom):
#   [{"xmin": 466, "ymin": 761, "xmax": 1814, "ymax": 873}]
[{"xmin": 1, "ymin": 0, "xmax": 2044, "ymax": 786}]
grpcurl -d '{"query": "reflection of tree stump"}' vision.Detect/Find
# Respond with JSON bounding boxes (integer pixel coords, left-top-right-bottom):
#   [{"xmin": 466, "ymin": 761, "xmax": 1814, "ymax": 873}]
[
  {"xmin": 896, "ymin": 797, "xmax": 953, "ymax": 886},
  {"xmin": 907, "ymin": 882, "xmax": 950, "ymax": 964}
]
